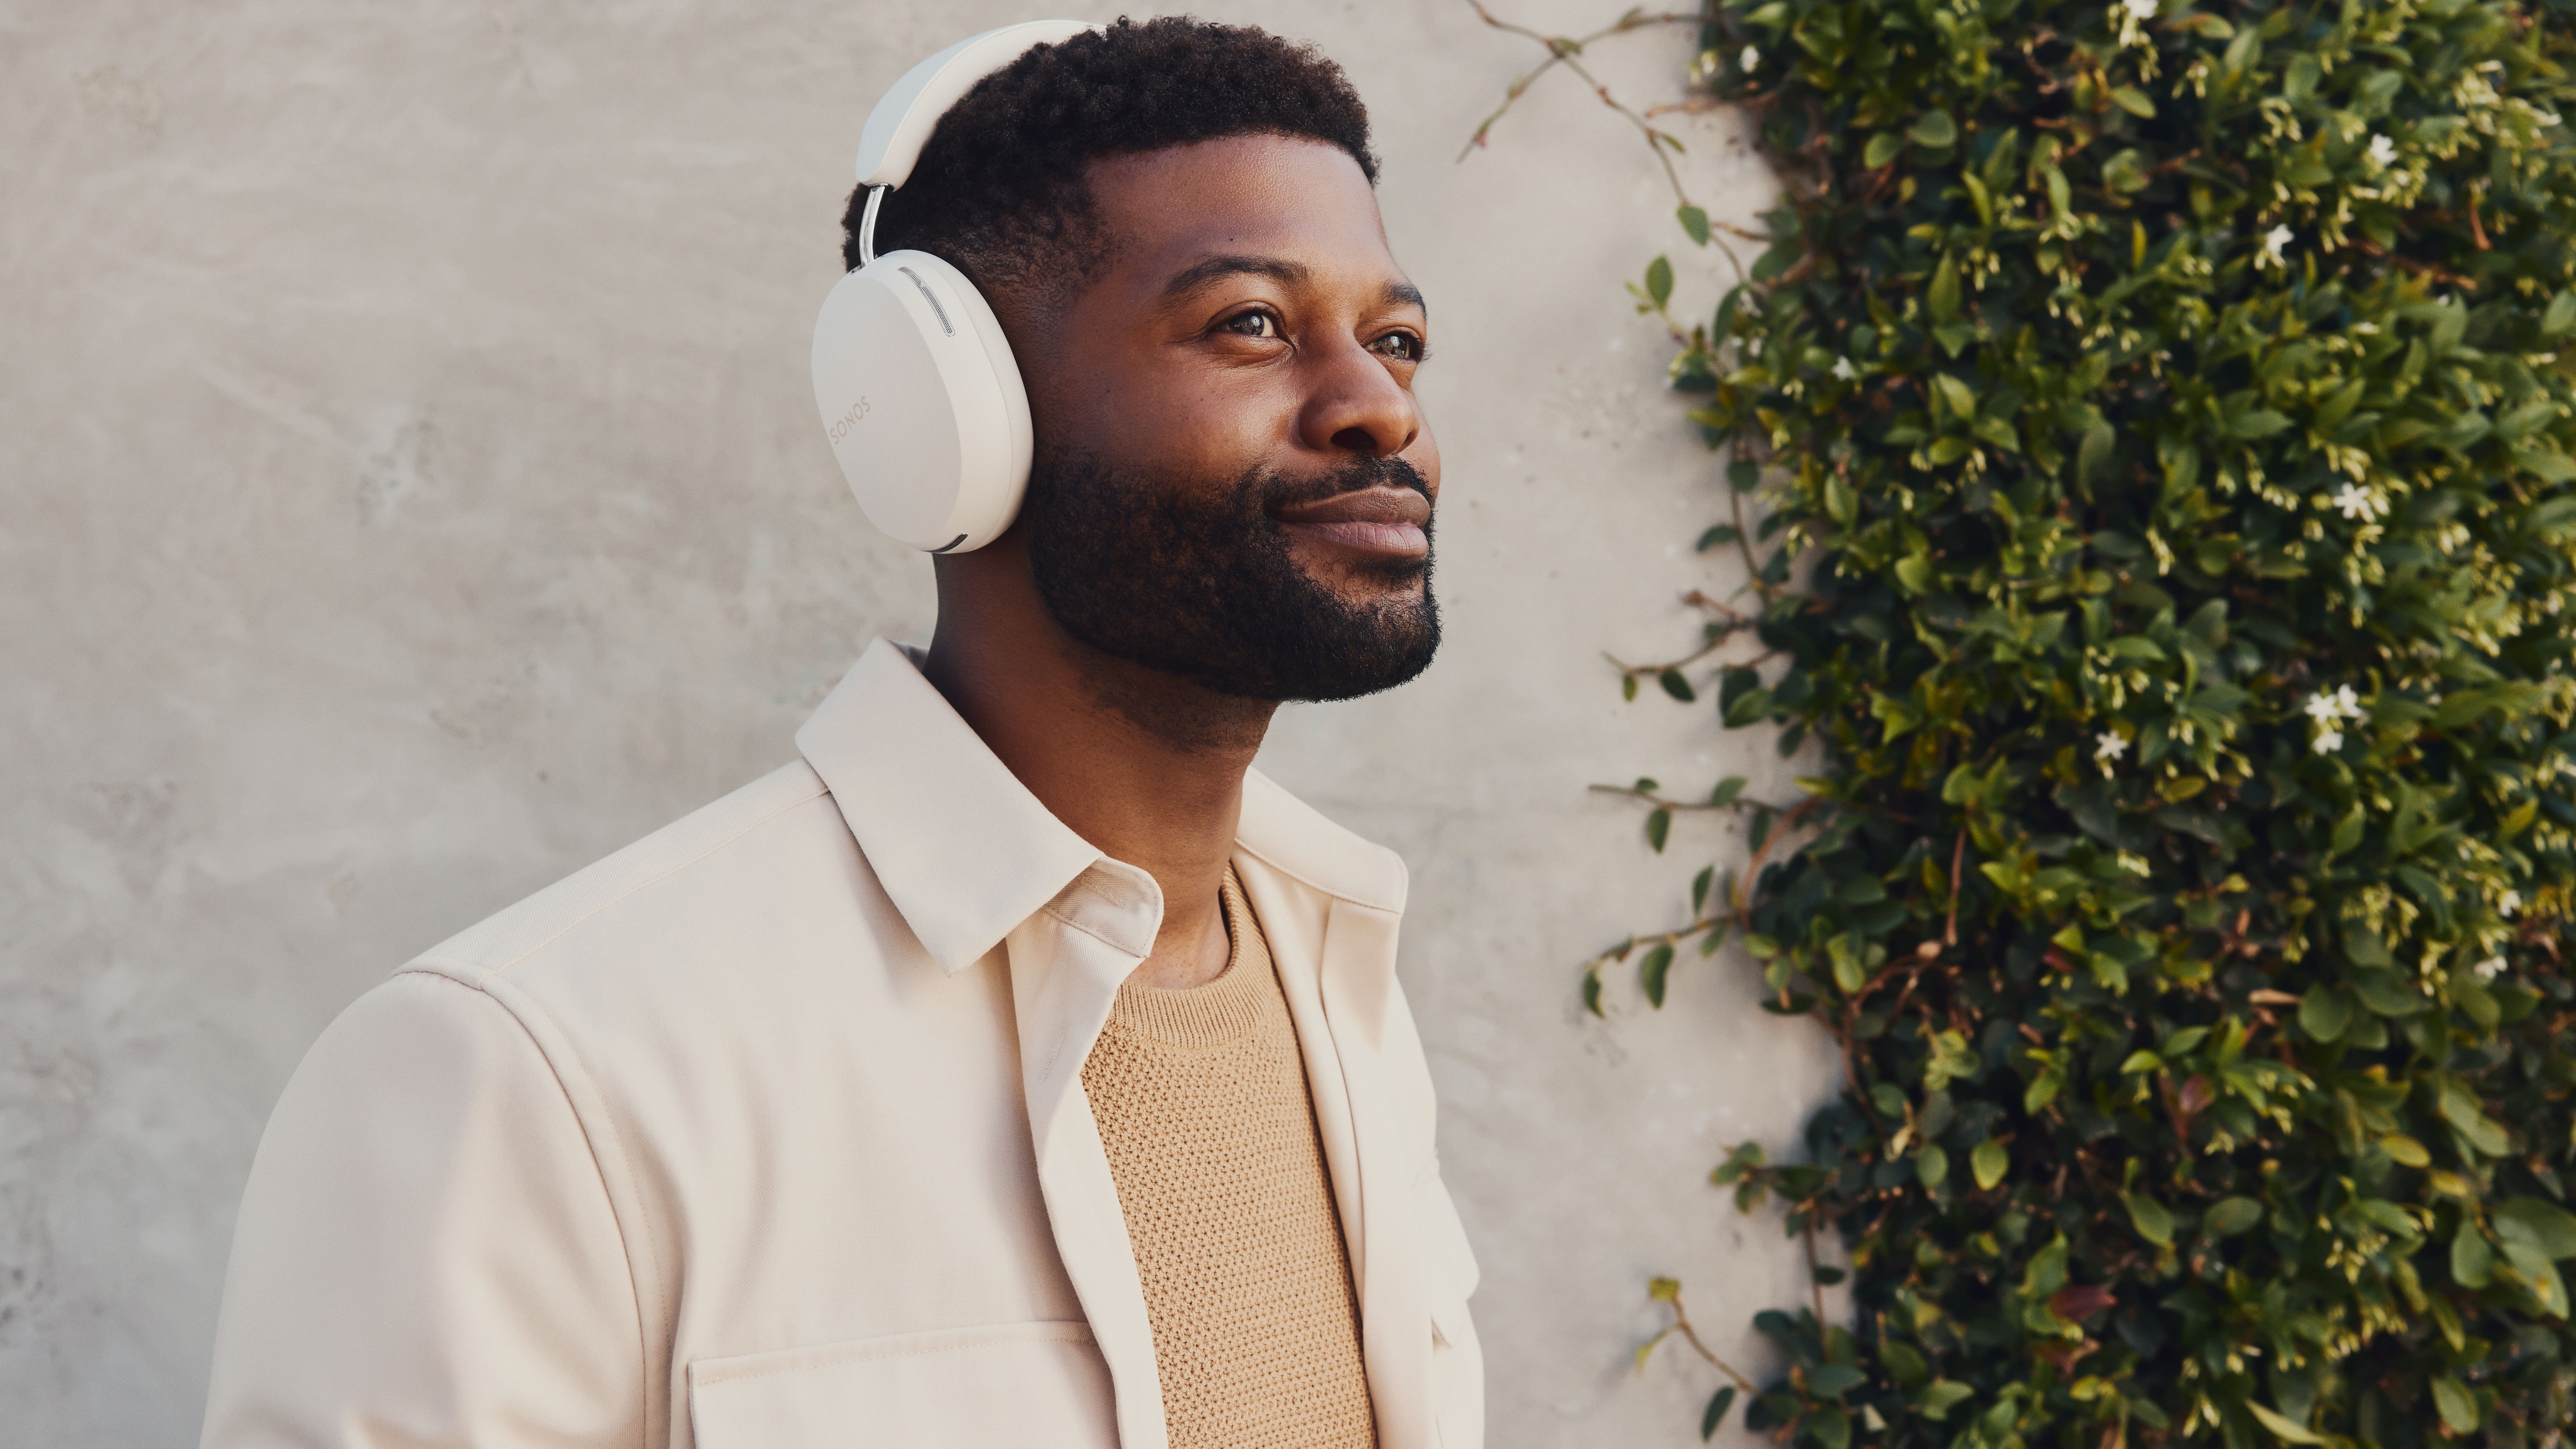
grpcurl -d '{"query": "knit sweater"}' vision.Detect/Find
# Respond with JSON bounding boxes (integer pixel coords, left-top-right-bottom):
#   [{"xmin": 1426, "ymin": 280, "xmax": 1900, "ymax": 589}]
[{"xmin": 1080, "ymin": 870, "xmax": 1378, "ymax": 1449}]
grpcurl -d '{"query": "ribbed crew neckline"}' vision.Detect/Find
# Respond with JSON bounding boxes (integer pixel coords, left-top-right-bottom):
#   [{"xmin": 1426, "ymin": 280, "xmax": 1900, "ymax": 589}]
[{"xmin": 1106, "ymin": 870, "xmax": 1271, "ymax": 1049}]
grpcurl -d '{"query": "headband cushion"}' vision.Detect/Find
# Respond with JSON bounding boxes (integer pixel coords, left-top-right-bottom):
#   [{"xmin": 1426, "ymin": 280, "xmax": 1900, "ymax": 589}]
[{"xmin": 854, "ymin": 20, "xmax": 1098, "ymax": 191}]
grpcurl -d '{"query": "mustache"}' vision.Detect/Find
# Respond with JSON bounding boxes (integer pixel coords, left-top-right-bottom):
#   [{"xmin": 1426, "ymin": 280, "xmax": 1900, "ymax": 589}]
[{"xmin": 1256, "ymin": 454, "xmax": 1432, "ymax": 511}]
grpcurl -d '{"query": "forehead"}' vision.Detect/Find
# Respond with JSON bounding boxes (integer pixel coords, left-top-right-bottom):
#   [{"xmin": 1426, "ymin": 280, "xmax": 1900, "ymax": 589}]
[{"xmin": 1081, "ymin": 135, "xmax": 1402, "ymax": 299}]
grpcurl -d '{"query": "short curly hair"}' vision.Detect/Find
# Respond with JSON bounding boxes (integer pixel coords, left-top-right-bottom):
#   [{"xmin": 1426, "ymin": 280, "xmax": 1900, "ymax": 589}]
[{"xmin": 840, "ymin": 18, "xmax": 1378, "ymax": 302}]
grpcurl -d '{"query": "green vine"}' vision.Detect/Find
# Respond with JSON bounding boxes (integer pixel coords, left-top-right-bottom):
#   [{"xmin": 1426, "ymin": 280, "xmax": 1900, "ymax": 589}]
[{"xmin": 1472, "ymin": 0, "xmax": 2576, "ymax": 1443}]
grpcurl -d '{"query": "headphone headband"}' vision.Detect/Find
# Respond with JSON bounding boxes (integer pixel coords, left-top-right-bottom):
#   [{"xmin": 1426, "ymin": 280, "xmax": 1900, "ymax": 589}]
[
  {"xmin": 814, "ymin": 22, "xmax": 1091, "ymax": 555},
  {"xmin": 854, "ymin": 20, "xmax": 1097, "ymax": 191}
]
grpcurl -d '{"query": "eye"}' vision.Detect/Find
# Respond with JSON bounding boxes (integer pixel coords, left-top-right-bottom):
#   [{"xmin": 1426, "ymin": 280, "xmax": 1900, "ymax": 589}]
[
  {"xmin": 1220, "ymin": 308, "xmax": 1281, "ymax": 339},
  {"xmin": 1370, "ymin": 330, "xmax": 1426, "ymax": 363}
]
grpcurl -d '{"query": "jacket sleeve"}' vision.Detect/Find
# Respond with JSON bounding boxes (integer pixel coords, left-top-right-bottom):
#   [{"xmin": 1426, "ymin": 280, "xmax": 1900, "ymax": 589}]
[{"xmin": 201, "ymin": 970, "xmax": 646, "ymax": 1449}]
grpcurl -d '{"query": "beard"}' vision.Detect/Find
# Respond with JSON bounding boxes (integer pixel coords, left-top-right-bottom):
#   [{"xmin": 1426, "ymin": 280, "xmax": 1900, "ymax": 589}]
[{"xmin": 1020, "ymin": 447, "xmax": 1441, "ymax": 702}]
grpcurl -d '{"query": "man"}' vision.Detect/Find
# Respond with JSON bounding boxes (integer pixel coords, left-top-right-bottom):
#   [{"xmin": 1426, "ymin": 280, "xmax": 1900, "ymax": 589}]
[{"xmin": 200, "ymin": 17, "xmax": 1481, "ymax": 1449}]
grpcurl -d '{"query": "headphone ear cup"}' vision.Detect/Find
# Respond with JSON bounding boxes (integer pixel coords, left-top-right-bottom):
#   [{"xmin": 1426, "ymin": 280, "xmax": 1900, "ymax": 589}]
[{"xmin": 811, "ymin": 249, "xmax": 1032, "ymax": 553}]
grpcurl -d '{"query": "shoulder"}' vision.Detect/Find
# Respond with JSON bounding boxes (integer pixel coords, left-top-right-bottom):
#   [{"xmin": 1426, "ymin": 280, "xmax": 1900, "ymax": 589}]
[{"xmin": 406, "ymin": 760, "xmax": 859, "ymax": 991}]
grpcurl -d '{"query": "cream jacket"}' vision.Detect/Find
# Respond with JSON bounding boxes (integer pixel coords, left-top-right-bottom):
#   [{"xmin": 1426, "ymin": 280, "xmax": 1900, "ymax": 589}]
[{"xmin": 200, "ymin": 640, "xmax": 1482, "ymax": 1449}]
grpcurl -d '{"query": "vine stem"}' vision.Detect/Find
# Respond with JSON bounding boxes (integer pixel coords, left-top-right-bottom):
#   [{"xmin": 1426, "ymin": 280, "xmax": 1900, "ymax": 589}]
[
  {"xmin": 1588, "ymin": 782, "xmax": 1796, "ymax": 814},
  {"xmin": 1679, "ymin": 588, "xmax": 1758, "ymax": 626},
  {"xmin": 1728, "ymin": 463, "xmax": 1776, "ymax": 603},
  {"xmin": 1651, "ymin": 1286, "xmax": 1763, "ymax": 1394},
  {"xmin": 1603, "ymin": 591, "xmax": 1773, "ymax": 682},
  {"xmin": 1802, "ymin": 1218, "xmax": 1828, "ymax": 1327},
  {"xmin": 1456, "ymin": 0, "xmax": 1705, "ymax": 186},
  {"xmin": 1458, "ymin": 0, "xmax": 1766, "ymax": 286},
  {"xmin": 1580, "ymin": 793, "xmax": 1832, "ymax": 980},
  {"xmin": 1603, "ymin": 641, "xmax": 1779, "ymax": 682},
  {"xmin": 1602, "ymin": 636, "xmax": 1727, "ymax": 680},
  {"xmin": 1946, "ymin": 830, "xmax": 1966, "ymax": 946}
]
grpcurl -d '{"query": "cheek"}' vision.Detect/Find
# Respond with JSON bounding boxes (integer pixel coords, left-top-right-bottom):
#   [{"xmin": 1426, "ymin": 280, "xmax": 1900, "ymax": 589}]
[{"xmin": 1082, "ymin": 364, "xmax": 1300, "ymax": 480}]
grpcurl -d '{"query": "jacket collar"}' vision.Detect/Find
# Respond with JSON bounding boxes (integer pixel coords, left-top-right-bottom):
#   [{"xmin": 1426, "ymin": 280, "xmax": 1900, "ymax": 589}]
[
  {"xmin": 795, "ymin": 640, "xmax": 1101, "ymax": 973},
  {"xmin": 794, "ymin": 639, "xmax": 1409, "ymax": 969},
  {"xmin": 1236, "ymin": 767, "xmax": 1409, "ymax": 918}
]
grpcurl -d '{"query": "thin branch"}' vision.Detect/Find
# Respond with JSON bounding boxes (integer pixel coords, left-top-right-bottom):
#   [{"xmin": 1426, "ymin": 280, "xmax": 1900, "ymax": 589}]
[
  {"xmin": 1458, "ymin": 0, "xmax": 1707, "ymax": 184},
  {"xmin": 1464, "ymin": 2, "xmax": 1774, "ymax": 306},
  {"xmin": 1802, "ymin": 1219, "xmax": 1829, "ymax": 1326},
  {"xmin": 1728, "ymin": 464, "xmax": 1781, "ymax": 603},
  {"xmin": 1655, "ymin": 1287, "xmax": 1763, "ymax": 1394},
  {"xmin": 1589, "ymin": 782, "xmax": 1801, "ymax": 814},
  {"xmin": 1945, "ymin": 830, "xmax": 1966, "ymax": 947},
  {"xmin": 1605, "ymin": 643, "xmax": 1781, "ymax": 685},
  {"xmin": 1679, "ymin": 587, "xmax": 1760, "ymax": 627},
  {"xmin": 1602, "ymin": 636, "xmax": 1730, "ymax": 681}
]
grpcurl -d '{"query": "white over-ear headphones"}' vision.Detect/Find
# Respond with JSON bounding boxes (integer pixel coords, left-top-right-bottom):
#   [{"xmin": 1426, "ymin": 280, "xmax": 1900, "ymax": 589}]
[{"xmin": 811, "ymin": 20, "xmax": 1096, "ymax": 554}]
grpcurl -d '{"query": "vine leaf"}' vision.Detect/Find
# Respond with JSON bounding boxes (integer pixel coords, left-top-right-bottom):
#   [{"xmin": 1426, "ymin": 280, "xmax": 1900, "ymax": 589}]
[
  {"xmin": 2246, "ymin": 1402, "xmax": 2328, "ymax": 1445},
  {"xmin": 1699, "ymin": 1386, "xmax": 1736, "ymax": 1439},
  {"xmin": 1927, "ymin": 254, "xmax": 1961, "ymax": 322},
  {"xmin": 1641, "ymin": 943, "xmax": 1676, "ymax": 1006},
  {"xmin": 1645, "ymin": 254, "xmax": 1674, "ymax": 309},
  {"xmin": 1970, "ymin": 1137, "xmax": 2009, "ymax": 1190},
  {"xmin": 2123, "ymin": 1191, "xmax": 2175, "ymax": 1247},
  {"xmin": 2204, "ymin": 1197, "xmax": 2264, "ymax": 1237},
  {"xmin": 2432, "ymin": 1377, "xmax": 2480, "ymax": 1435},
  {"xmin": 1502, "ymin": 0, "xmax": 2576, "ymax": 1435}
]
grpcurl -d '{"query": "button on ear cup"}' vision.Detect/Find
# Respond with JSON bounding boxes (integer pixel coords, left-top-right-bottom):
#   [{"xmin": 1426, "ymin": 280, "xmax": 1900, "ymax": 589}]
[{"xmin": 811, "ymin": 250, "xmax": 1032, "ymax": 553}]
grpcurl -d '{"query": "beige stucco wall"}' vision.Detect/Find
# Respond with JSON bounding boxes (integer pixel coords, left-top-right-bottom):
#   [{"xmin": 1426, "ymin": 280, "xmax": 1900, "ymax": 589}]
[{"xmin": 0, "ymin": 2, "xmax": 1837, "ymax": 1443}]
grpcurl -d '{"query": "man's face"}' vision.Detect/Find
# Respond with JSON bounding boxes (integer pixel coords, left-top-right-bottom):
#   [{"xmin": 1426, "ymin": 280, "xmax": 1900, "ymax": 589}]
[{"xmin": 1011, "ymin": 134, "xmax": 1440, "ymax": 702}]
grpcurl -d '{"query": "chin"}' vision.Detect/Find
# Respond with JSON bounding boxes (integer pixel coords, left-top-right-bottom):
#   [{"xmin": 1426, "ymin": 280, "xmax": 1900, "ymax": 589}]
[{"xmin": 1307, "ymin": 552, "xmax": 1431, "ymax": 598}]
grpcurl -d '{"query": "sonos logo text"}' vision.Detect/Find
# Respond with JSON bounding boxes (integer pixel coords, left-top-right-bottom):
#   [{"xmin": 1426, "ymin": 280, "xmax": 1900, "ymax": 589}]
[{"xmin": 828, "ymin": 396, "xmax": 872, "ymax": 442}]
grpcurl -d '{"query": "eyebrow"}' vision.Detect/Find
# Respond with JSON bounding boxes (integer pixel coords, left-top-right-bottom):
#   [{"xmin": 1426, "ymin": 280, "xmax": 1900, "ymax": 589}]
[
  {"xmin": 1161, "ymin": 253, "xmax": 1308, "ymax": 299},
  {"xmin": 1158, "ymin": 253, "xmax": 1429, "ymax": 315}
]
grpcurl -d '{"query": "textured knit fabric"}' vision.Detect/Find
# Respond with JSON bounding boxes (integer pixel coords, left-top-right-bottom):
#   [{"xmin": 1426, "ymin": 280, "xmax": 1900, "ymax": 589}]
[{"xmin": 1080, "ymin": 870, "xmax": 1379, "ymax": 1449}]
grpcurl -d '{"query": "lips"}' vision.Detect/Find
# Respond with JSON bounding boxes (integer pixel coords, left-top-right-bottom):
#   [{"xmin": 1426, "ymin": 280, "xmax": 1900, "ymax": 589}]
[{"xmin": 1272, "ymin": 486, "xmax": 1433, "ymax": 559}]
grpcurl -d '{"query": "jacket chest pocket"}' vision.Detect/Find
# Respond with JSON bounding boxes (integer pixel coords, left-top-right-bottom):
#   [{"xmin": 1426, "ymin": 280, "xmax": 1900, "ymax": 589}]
[{"xmin": 688, "ymin": 1321, "xmax": 1116, "ymax": 1449}]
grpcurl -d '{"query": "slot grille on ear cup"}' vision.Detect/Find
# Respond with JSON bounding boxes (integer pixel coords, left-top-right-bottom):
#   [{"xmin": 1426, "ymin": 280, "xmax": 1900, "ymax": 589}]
[{"xmin": 895, "ymin": 268, "xmax": 954, "ymax": 336}]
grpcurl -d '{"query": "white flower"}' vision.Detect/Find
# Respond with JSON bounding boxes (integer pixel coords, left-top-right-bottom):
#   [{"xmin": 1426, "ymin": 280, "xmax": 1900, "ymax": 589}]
[
  {"xmin": 2501, "ymin": 890, "xmax": 2523, "ymax": 918},
  {"xmin": 2263, "ymin": 225, "xmax": 2294, "ymax": 264},
  {"xmin": 2332, "ymin": 483, "xmax": 2382, "ymax": 520},
  {"xmin": 2123, "ymin": 0, "xmax": 2158, "ymax": 18},
  {"xmin": 2096, "ymin": 730, "xmax": 2128, "ymax": 763},
  {"xmin": 2474, "ymin": 955, "xmax": 2506, "ymax": 982},
  {"xmin": 1832, "ymin": 356, "xmax": 1858, "ymax": 381},
  {"xmin": 2117, "ymin": 851, "xmax": 2153, "ymax": 876},
  {"xmin": 2307, "ymin": 687, "xmax": 2365, "ymax": 752},
  {"xmin": 2368, "ymin": 134, "xmax": 2396, "ymax": 169},
  {"xmin": 1740, "ymin": 45, "xmax": 1761, "ymax": 71}
]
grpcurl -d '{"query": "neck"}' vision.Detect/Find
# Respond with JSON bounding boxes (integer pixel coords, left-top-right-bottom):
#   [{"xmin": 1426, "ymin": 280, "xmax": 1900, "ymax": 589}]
[{"xmin": 921, "ymin": 544, "xmax": 1277, "ymax": 987}]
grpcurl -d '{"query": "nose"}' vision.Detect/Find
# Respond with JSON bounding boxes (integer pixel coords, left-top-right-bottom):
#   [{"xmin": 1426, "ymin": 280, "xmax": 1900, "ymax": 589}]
[{"xmin": 1296, "ymin": 337, "xmax": 1420, "ymax": 457}]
